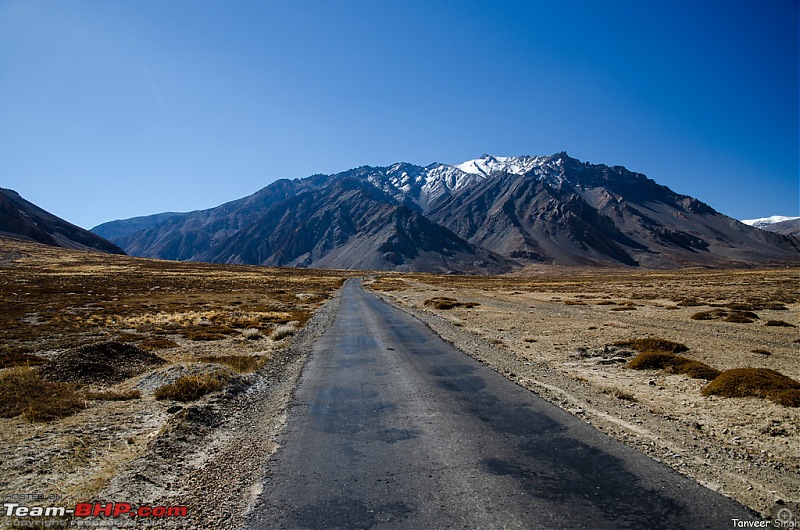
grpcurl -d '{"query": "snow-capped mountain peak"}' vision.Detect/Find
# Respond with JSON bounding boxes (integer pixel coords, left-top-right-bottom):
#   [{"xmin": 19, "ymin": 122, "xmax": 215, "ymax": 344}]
[
  {"xmin": 454, "ymin": 154, "xmax": 546, "ymax": 177},
  {"xmin": 741, "ymin": 215, "xmax": 800, "ymax": 229}
]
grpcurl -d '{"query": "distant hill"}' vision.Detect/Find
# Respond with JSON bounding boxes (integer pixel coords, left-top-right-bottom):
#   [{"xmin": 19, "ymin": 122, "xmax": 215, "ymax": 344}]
[
  {"xmin": 0, "ymin": 188, "xmax": 124, "ymax": 254},
  {"xmin": 92, "ymin": 153, "xmax": 800, "ymax": 271}
]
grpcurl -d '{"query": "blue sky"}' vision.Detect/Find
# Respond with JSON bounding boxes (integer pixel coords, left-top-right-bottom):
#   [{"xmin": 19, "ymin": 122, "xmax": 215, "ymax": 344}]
[{"xmin": 0, "ymin": 0, "xmax": 797, "ymax": 229}]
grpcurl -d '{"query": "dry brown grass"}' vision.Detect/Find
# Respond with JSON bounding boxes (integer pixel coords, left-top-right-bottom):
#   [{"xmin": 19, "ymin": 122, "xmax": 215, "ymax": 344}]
[
  {"xmin": 612, "ymin": 338, "xmax": 689, "ymax": 354},
  {"xmin": 154, "ymin": 372, "xmax": 231, "ymax": 402},
  {"xmin": 84, "ymin": 389, "xmax": 141, "ymax": 401},
  {"xmin": 0, "ymin": 367, "xmax": 85, "ymax": 421},
  {"xmin": 0, "ymin": 349, "xmax": 47, "ymax": 368},
  {"xmin": 627, "ymin": 351, "xmax": 721, "ymax": 380},
  {"xmin": 199, "ymin": 355, "xmax": 266, "ymax": 373},
  {"xmin": 702, "ymin": 368, "xmax": 800, "ymax": 407},
  {"xmin": 600, "ymin": 386, "xmax": 637, "ymax": 401},
  {"xmin": 423, "ymin": 297, "xmax": 480, "ymax": 310},
  {"xmin": 765, "ymin": 320, "xmax": 796, "ymax": 327}
]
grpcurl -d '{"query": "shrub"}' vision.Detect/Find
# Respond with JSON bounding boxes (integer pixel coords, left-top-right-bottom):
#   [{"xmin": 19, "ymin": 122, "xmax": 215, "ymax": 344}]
[
  {"xmin": 0, "ymin": 367, "xmax": 85, "ymax": 421},
  {"xmin": 628, "ymin": 351, "xmax": 719, "ymax": 380},
  {"xmin": 691, "ymin": 309, "xmax": 726, "ymax": 321},
  {"xmin": 241, "ymin": 328, "xmax": 263, "ymax": 340},
  {"xmin": 154, "ymin": 372, "xmax": 230, "ymax": 402},
  {"xmin": 723, "ymin": 311, "xmax": 758, "ymax": 324},
  {"xmin": 423, "ymin": 297, "xmax": 480, "ymax": 310},
  {"xmin": 774, "ymin": 390, "xmax": 800, "ymax": 407},
  {"xmin": 270, "ymin": 322, "xmax": 299, "ymax": 341},
  {"xmin": 765, "ymin": 320, "xmax": 796, "ymax": 328},
  {"xmin": 613, "ymin": 338, "xmax": 688, "ymax": 354},
  {"xmin": 702, "ymin": 368, "xmax": 800, "ymax": 407},
  {"xmin": 627, "ymin": 351, "xmax": 677, "ymax": 370},
  {"xmin": 751, "ymin": 349, "xmax": 771, "ymax": 356}
]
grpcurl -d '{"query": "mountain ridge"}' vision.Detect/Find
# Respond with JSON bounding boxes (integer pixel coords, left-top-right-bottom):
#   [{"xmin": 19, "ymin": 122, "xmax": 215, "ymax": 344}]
[
  {"xmin": 92, "ymin": 153, "xmax": 800, "ymax": 272},
  {"xmin": 0, "ymin": 188, "xmax": 125, "ymax": 255}
]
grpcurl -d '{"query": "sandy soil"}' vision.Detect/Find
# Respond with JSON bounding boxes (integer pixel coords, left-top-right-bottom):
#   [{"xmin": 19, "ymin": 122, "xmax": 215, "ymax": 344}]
[{"xmin": 367, "ymin": 268, "xmax": 800, "ymax": 518}]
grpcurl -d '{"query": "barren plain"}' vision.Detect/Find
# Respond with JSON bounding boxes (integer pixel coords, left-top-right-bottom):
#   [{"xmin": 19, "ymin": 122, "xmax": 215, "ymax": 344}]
[{"xmin": 1, "ymin": 235, "xmax": 798, "ymax": 527}]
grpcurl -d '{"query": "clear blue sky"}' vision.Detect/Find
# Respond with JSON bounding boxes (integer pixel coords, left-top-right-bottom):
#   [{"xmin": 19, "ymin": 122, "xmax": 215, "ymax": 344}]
[{"xmin": 1, "ymin": 0, "xmax": 797, "ymax": 229}]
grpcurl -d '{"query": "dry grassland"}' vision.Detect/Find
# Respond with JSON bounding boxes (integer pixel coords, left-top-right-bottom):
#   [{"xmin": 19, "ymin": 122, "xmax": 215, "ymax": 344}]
[
  {"xmin": 0, "ymin": 237, "xmax": 349, "ymax": 513},
  {"xmin": 369, "ymin": 267, "xmax": 800, "ymax": 515}
]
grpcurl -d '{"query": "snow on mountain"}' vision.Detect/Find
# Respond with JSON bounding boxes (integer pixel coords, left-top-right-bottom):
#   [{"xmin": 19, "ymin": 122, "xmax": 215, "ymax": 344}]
[
  {"xmin": 454, "ymin": 154, "xmax": 547, "ymax": 176},
  {"xmin": 364, "ymin": 153, "xmax": 564, "ymax": 211},
  {"xmin": 741, "ymin": 215, "xmax": 800, "ymax": 229}
]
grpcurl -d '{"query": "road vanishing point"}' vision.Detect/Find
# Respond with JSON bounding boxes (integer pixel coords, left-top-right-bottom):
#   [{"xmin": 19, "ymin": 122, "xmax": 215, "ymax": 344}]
[{"xmin": 246, "ymin": 279, "xmax": 756, "ymax": 529}]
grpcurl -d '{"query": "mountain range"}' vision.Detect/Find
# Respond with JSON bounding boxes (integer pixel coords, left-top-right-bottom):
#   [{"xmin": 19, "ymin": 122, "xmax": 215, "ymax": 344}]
[
  {"xmin": 0, "ymin": 187, "xmax": 124, "ymax": 254},
  {"xmin": 91, "ymin": 153, "xmax": 800, "ymax": 272}
]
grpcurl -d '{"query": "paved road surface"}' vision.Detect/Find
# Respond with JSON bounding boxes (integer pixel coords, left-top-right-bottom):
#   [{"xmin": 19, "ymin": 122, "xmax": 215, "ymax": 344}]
[{"xmin": 247, "ymin": 280, "xmax": 756, "ymax": 529}]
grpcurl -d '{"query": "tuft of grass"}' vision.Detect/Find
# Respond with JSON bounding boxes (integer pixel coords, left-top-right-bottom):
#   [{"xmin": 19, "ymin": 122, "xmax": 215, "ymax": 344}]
[
  {"xmin": 154, "ymin": 372, "xmax": 230, "ymax": 402},
  {"xmin": 627, "ymin": 351, "xmax": 677, "ymax": 370},
  {"xmin": 691, "ymin": 309, "xmax": 726, "ymax": 321},
  {"xmin": 199, "ymin": 355, "xmax": 265, "ymax": 373},
  {"xmin": 765, "ymin": 320, "xmax": 796, "ymax": 328},
  {"xmin": 691, "ymin": 309, "xmax": 758, "ymax": 323},
  {"xmin": 0, "ymin": 367, "xmax": 85, "ymax": 421},
  {"xmin": 702, "ymin": 368, "xmax": 800, "ymax": 407},
  {"xmin": 269, "ymin": 322, "xmax": 299, "ymax": 341},
  {"xmin": 423, "ymin": 297, "xmax": 480, "ymax": 310},
  {"xmin": 751, "ymin": 349, "xmax": 772, "ymax": 356},
  {"xmin": 613, "ymin": 338, "xmax": 688, "ymax": 354},
  {"xmin": 723, "ymin": 311, "xmax": 758, "ymax": 324},
  {"xmin": 627, "ymin": 351, "xmax": 720, "ymax": 380},
  {"xmin": 241, "ymin": 327, "xmax": 263, "ymax": 340},
  {"xmin": 84, "ymin": 389, "xmax": 141, "ymax": 401},
  {"xmin": 600, "ymin": 386, "xmax": 637, "ymax": 402},
  {"xmin": 563, "ymin": 300, "xmax": 586, "ymax": 306}
]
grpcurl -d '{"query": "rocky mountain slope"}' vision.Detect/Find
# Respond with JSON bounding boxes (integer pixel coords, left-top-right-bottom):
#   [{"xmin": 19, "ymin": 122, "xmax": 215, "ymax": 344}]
[
  {"xmin": 0, "ymin": 188, "xmax": 124, "ymax": 254},
  {"xmin": 93, "ymin": 153, "xmax": 800, "ymax": 271}
]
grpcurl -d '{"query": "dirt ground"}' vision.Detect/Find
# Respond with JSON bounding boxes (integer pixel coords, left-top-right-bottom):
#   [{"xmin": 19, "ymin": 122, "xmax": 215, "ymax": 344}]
[
  {"xmin": 367, "ymin": 268, "xmax": 800, "ymax": 517},
  {"xmin": 1, "ymin": 235, "xmax": 798, "ymax": 525},
  {"xmin": 0, "ymin": 237, "xmax": 350, "ymax": 527}
]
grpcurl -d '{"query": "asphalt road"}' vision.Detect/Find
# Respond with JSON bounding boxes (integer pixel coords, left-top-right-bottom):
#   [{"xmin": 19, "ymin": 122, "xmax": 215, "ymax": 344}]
[{"xmin": 246, "ymin": 279, "xmax": 757, "ymax": 529}]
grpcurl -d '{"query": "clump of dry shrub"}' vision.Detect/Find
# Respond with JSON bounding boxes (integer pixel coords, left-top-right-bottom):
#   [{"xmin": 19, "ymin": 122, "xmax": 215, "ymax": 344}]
[
  {"xmin": 691, "ymin": 309, "xmax": 758, "ymax": 323},
  {"xmin": 0, "ymin": 367, "xmax": 85, "ymax": 421},
  {"xmin": 424, "ymin": 297, "xmax": 480, "ymax": 310},
  {"xmin": 613, "ymin": 338, "xmax": 688, "ymax": 354},
  {"xmin": 270, "ymin": 322, "xmax": 299, "ymax": 341},
  {"xmin": 702, "ymin": 368, "xmax": 800, "ymax": 407},
  {"xmin": 627, "ymin": 351, "xmax": 720, "ymax": 380},
  {"xmin": 154, "ymin": 372, "xmax": 230, "ymax": 402},
  {"xmin": 765, "ymin": 320, "xmax": 796, "ymax": 328}
]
